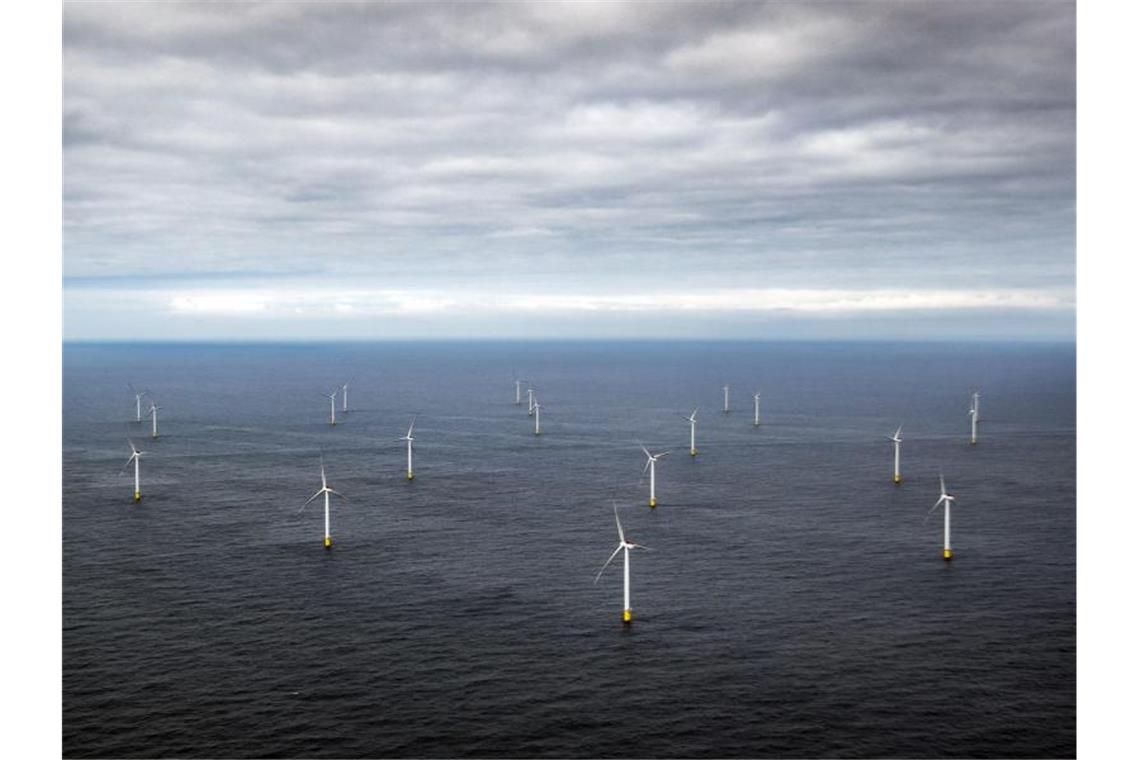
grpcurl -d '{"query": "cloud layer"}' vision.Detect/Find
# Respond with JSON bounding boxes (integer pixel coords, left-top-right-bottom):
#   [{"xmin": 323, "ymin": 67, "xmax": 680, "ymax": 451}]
[{"xmin": 63, "ymin": 1, "xmax": 1075, "ymax": 339}]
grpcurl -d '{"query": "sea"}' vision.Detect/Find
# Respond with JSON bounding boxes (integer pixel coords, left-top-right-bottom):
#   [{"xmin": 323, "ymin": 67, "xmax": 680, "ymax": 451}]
[{"xmin": 62, "ymin": 341, "xmax": 1076, "ymax": 758}]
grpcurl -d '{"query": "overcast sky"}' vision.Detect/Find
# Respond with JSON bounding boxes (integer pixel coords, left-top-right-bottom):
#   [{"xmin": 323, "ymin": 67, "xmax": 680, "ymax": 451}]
[{"xmin": 63, "ymin": 0, "xmax": 1075, "ymax": 340}]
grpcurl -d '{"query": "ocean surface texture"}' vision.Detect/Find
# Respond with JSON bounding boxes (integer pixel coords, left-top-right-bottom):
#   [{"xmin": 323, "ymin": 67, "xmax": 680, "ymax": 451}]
[{"xmin": 63, "ymin": 342, "xmax": 1076, "ymax": 758}]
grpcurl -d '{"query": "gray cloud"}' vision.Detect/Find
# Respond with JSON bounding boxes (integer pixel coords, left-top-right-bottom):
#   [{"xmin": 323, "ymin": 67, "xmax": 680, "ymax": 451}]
[{"xmin": 63, "ymin": 0, "xmax": 1075, "ymax": 339}]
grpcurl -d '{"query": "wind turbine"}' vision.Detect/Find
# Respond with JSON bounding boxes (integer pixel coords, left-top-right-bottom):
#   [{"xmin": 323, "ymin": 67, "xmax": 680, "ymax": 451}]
[
  {"xmin": 968, "ymin": 397, "xmax": 978, "ymax": 446},
  {"xmin": 148, "ymin": 402, "xmax": 162, "ymax": 439},
  {"xmin": 399, "ymin": 415, "xmax": 417, "ymax": 480},
  {"xmin": 514, "ymin": 377, "xmax": 524, "ymax": 405},
  {"xmin": 324, "ymin": 390, "xmax": 338, "ymax": 426},
  {"xmin": 640, "ymin": 444, "xmax": 670, "ymax": 508},
  {"xmin": 302, "ymin": 455, "xmax": 348, "ymax": 549},
  {"xmin": 122, "ymin": 439, "xmax": 144, "ymax": 502},
  {"xmin": 594, "ymin": 503, "xmax": 650, "ymax": 625},
  {"xmin": 888, "ymin": 425, "xmax": 903, "ymax": 484},
  {"xmin": 128, "ymin": 384, "xmax": 149, "ymax": 424},
  {"xmin": 527, "ymin": 387, "xmax": 536, "ymax": 417},
  {"xmin": 927, "ymin": 474, "xmax": 957, "ymax": 560},
  {"xmin": 341, "ymin": 380, "xmax": 351, "ymax": 413},
  {"xmin": 533, "ymin": 399, "xmax": 543, "ymax": 435},
  {"xmin": 972, "ymin": 390, "xmax": 981, "ymax": 422},
  {"xmin": 752, "ymin": 390, "xmax": 762, "ymax": 427},
  {"xmin": 684, "ymin": 408, "xmax": 698, "ymax": 456},
  {"xmin": 723, "ymin": 384, "xmax": 730, "ymax": 414}
]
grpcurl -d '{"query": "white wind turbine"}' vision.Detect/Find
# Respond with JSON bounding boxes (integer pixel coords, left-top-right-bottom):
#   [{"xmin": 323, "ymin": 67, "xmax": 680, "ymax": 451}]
[
  {"xmin": 594, "ymin": 503, "xmax": 651, "ymax": 625},
  {"xmin": 399, "ymin": 415, "xmax": 417, "ymax": 480},
  {"xmin": 341, "ymin": 380, "xmax": 351, "ymax": 413},
  {"xmin": 640, "ymin": 444, "xmax": 670, "ymax": 508},
  {"xmin": 514, "ymin": 377, "xmax": 524, "ymax": 406},
  {"xmin": 324, "ymin": 389, "xmax": 338, "ymax": 426},
  {"xmin": 128, "ymin": 384, "xmax": 149, "ymax": 424},
  {"xmin": 972, "ymin": 390, "xmax": 981, "ymax": 422},
  {"xmin": 753, "ymin": 390, "xmax": 762, "ymax": 427},
  {"xmin": 968, "ymin": 395, "xmax": 979, "ymax": 445},
  {"xmin": 684, "ymin": 407, "xmax": 698, "ymax": 456},
  {"xmin": 122, "ymin": 439, "xmax": 144, "ymax": 502},
  {"xmin": 148, "ymin": 401, "xmax": 162, "ymax": 439},
  {"xmin": 533, "ymin": 398, "xmax": 543, "ymax": 435},
  {"xmin": 527, "ymin": 387, "xmax": 536, "ymax": 416},
  {"xmin": 888, "ymin": 425, "xmax": 903, "ymax": 484},
  {"xmin": 723, "ymin": 384, "xmax": 730, "ymax": 414},
  {"xmin": 302, "ymin": 455, "xmax": 348, "ymax": 549},
  {"xmin": 927, "ymin": 474, "xmax": 957, "ymax": 561}
]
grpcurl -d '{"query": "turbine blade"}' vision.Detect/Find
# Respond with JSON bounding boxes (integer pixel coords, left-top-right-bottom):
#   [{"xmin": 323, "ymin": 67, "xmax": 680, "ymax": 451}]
[
  {"xmin": 940, "ymin": 473, "xmax": 947, "ymax": 496},
  {"xmin": 407, "ymin": 415, "xmax": 417, "ymax": 437},
  {"xmin": 302, "ymin": 490, "xmax": 322, "ymax": 507},
  {"xmin": 594, "ymin": 544, "xmax": 623, "ymax": 584},
  {"xmin": 614, "ymin": 503, "xmax": 625, "ymax": 543},
  {"xmin": 629, "ymin": 543, "xmax": 651, "ymax": 551},
  {"xmin": 329, "ymin": 489, "xmax": 349, "ymax": 501},
  {"xmin": 924, "ymin": 497, "xmax": 946, "ymax": 522},
  {"xmin": 642, "ymin": 458, "xmax": 651, "ymax": 474}
]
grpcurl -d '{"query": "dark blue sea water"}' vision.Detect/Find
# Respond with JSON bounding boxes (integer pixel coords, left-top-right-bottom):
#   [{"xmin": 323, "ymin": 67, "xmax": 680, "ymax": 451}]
[{"xmin": 62, "ymin": 341, "xmax": 1076, "ymax": 758}]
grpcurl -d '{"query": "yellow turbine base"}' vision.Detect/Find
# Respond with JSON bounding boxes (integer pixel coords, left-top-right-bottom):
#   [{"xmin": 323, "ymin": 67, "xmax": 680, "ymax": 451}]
[
  {"xmin": 649, "ymin": 497, "xmax": 657, "ymax": 508},
  {"xmin": 622, "ymin": 609, "xmax": 632, "ymax": 624},
  {"xmin": 943, "ymin": 548, "xmax": 953, "ymax": 561},
  {"xmin": 690, "ymin": 449, "xmax": 697, "ymax": 457},
  {"xmin": 133, "ymin": 492, "xmax": 141, "ymax": 502},
  {"xmin": 407, "ymin": 471, "xmax": 414, "ymax": 481},
  {"xmin": 893, "ymin": 475, "xmax": 902, "ymax": 484},
  {"xmin": 535, "ymin": 430, "xmax": 542, "ymax": 436},
  {"xmin": 324, "ymin": 536, "xmax": 332, "ymax": 549},
  {"xmin": 970, "ymin": 440, "xmax": 977, "ymax": 446}
]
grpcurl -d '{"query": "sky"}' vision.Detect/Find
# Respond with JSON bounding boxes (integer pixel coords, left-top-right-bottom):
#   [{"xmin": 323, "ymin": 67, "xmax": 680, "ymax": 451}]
[{"xmin": 62, "ymin": 0, "xmax": 1075, "ymax": 341}]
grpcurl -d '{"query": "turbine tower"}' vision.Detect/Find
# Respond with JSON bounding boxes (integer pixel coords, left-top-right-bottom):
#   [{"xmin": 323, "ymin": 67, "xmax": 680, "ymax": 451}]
[
  {"xmin": 928, "ymin": 474, "xmax": 957, "ymax": 561},
  {"xmin": 325, "ymin": 390, "xmax": 338, "ymax": 426},
  {"xmin": 128, "ymin": 384, "xmax": 149, "ymax": 424},
  {"xmin": 888, "ymin": 425, "xmax": 903, "ymax": 484},
  {"xmin": 533, "ymin": 399, "xmax": 542, "ymax": 435},
  {"xmin": 341, "ymin": 380, "xmax": 351, "ymax": 413},
  {"xmin": 302, "ymin": 456, "xmax": 348, "ymax": 549},
  {"xmin": 148, "ymin": 402, "xmax": 162, "ymax": 439},
  {"xmin": 594, "ymin": 504, "xmax": 650, "ymax": 625},
  {"xmin": 399, "ymin": 416, "xmax": 417, "ymax": 480},
  {"xmin": 753, "ymin": 390, "xmax": 762, "ymax": 427},
  {"xmin": 122, "ymin": 439, "xmax": 144, "ymax": 502},
  {"xmin": 527, "ymin": 387, "xmax": 536, "ymax": 417},
  {"xmin": 969, "ymin": 399, "xmax": 978, "ymax": 445},
  {"xmin": 685, "ymin": 408, "xmax": 698, "ymax": 456},
  {"xmin": 640, "ymin": 444, "xmax": 670, "ymax": 508},
  {"xmin": 723, "ymin": 384, "xmax": 730, "ymax": 414}
]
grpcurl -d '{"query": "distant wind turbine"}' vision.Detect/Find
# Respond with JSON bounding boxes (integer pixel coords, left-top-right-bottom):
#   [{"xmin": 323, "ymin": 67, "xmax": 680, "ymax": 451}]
[
  {"xmin": 684, "ymin": 408, "xmax": 698, "ymax": 456},
  {"xmin": 341, "ymin": 380, "xmax": 351, "ymax": 413},
  {"xmin": 753, "ymin": 390, "xmax": 762, "ymax": 427},
  {"xmin": 324, "ymin": 390, "xmax": 338, "ymax": 426},
  {"xmin": 399, "ymin": 415, "xmax": 417, "ymax": 480},
  {"xmin": 302, "ymin": 455, "xmax": 348, "ymax": 549},
  {"xmin": 148, "ymin": 402, "xmax": 162, "ymax": 439},
  {"xmin": 122, "ymin": 439, "xmax": 144, "ymax": 502},
  {"xmin": 888, "ymin": 425, "xmax": 903, "ymax": 484},
  {"xmin": 128, "ymin": 384, "xmax": 149, "ymax": 424},
  {"xmin": 594, "ymin": 503, "xmax": 651, "ymax": 625},
  {"xmin": 640, "ymin": 444, "xmax": 670, "ymax": 508},
  {"xmin": 527, "ymin": 387, "xmax": 536, "ymax": 417},
  {"xmin": 968, "ymin": 396, "xmax": 979, "ymax": 445},
  {"xmin": 972, "ymin": 390, "xmax": 981, "ymax": 422},
  {"xmin": 514, "ymin": 377, "xmax": 523, "ymax": 405},
  {"xmin": 533, "ymin": 399, "xmax": 543, "ymax": 435},
  {"xmin": 723, "ymin": 384, "xmax": 730, "ymax": 414},
  {"xmin": 927, "ymin": 474, "xmax": 957, "ymax": 561}
]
